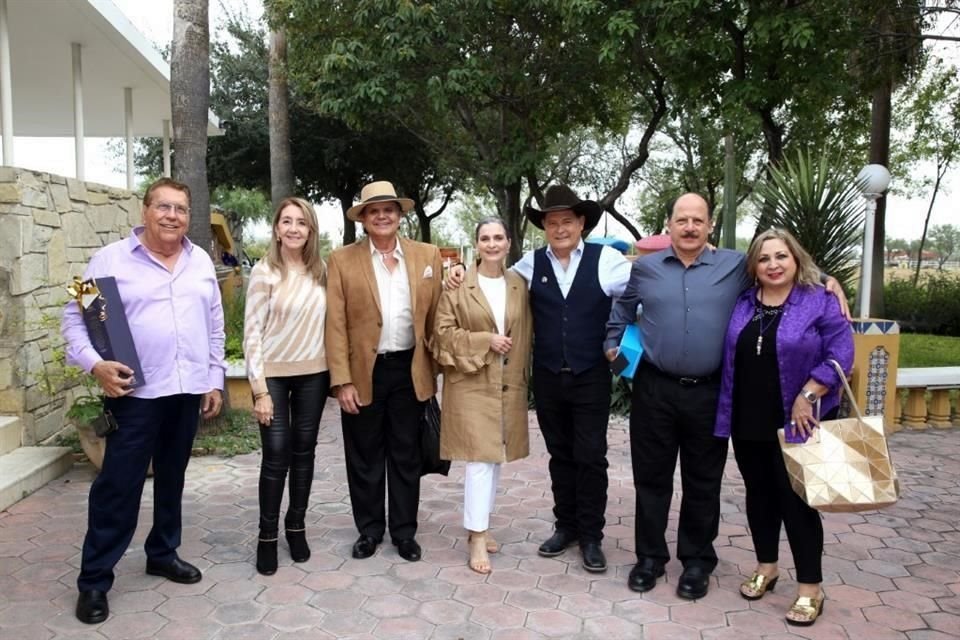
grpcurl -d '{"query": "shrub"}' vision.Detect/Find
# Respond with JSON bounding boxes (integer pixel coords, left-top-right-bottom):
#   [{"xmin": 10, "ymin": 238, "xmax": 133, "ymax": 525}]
[
  {"xmin": 885, "ymin": 272, "xmax": 960, "ymax": 336},
  {"xmin": 223, "ymin": 291, "xmax": 246, "ymax": 361}
]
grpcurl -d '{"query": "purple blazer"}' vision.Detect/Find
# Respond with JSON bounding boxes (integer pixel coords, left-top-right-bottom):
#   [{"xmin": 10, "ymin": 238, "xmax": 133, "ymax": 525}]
[{"xmin": 713, "ymin": 284, "xmax": 854, "ymax": 441}]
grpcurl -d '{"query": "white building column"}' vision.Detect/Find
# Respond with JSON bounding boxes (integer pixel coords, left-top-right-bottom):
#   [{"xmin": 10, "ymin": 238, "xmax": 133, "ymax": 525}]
[
  {"xmin": 72, "ymin": 43, "xmax": 84, "ymax": 180},
  {"xmin": 124, "ymin": 87, "xmax": 134, "ymax": 190},
  {"xmin": 0, "ymin": 0, "xmax": 14, "ymax": 166},
  {"xmin": 162, "ymin": 118, "xmax": 171, "ymax": 177}
]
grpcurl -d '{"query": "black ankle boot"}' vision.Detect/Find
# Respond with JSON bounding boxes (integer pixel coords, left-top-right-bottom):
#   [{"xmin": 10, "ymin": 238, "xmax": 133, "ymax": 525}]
[
  {"xmin": 285, "ymin": 528, "xmax": 310, "ymax": 563},
  {"xmin": 256, "ymin": 537, "xmax": 278, "ymax": 575}
]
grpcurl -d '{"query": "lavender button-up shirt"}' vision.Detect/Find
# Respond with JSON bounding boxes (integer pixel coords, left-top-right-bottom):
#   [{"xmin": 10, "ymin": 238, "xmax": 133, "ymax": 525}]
[{"xmin": 62, "ymin": 227, "xmax": 226, "ymax": 399}]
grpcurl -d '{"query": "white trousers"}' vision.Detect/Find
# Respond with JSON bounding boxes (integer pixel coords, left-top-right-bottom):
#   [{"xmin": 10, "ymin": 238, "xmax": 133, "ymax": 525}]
[{"xmin": 463, "ymin": 462, "xmax": 501, "ymax": 532}]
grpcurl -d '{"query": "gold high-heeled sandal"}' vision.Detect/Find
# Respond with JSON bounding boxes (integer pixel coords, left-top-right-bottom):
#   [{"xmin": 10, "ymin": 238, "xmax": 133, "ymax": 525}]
[
  {"xmin": 739, "ymin": 572, "xmax": 779, "ymax": 600},
  {"xmin": 786, "ymin": 592, "xmax": 825, "ymax": 626}
]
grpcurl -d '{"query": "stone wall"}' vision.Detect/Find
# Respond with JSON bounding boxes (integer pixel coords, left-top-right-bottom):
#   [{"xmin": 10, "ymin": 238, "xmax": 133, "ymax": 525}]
[{"xmin": 0, "ymin": 167, "xmax": 140, "ymax": 445}]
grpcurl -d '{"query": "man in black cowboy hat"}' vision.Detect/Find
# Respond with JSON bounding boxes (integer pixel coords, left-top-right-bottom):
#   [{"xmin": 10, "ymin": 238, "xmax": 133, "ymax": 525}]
[{"xmin": 448, "ymin": 184, "xmax": 631, "ymax": 572}]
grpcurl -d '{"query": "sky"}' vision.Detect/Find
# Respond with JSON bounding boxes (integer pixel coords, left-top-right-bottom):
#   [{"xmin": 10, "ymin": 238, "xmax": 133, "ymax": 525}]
[{"xmin": 9, "ymin": 0, "xmax": 956, "ymax": 244}]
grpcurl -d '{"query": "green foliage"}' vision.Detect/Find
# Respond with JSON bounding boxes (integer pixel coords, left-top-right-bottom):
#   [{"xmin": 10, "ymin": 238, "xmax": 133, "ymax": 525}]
[
  {"xmin": 928, "ymin": 224, "xmax": 960, "ymax": 269},
  {"xmin": 223, "ymin": 291, "xmax": 246, "ymax": 362},
  {"xmin": 751, "ymin": 150, "xmax": 864, "ymax": 290},
  {"xmin": 891, "ymin": 57, "xmax": 960, "ymax": 198},
  {"xmin": 610, "ymin": 376, "xmax": 632, "ymax": 417},
  {"xmin": 194, "ymin": 409, "xmax": 261, "ymax": 456},
  {"xmin": 66, "ymin": 395, "xmax": 104, "ymax": 426},
  {"xmin": 885, "ymin": 272, "xmax": 960, "ymax": 336},
  {"xmin": 899, "ymin": 333, "xmax": 960, "ymax": 368}
]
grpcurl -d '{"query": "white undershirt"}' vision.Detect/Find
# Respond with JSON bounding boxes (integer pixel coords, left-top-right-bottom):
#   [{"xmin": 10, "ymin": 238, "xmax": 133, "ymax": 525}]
[
  {"xmin": 477, "ymin": 273, "xmax": 507, "ymax": 335},
  {"xmin": 370, "ymin": 241, "xmax": 414, "ymax": 352}
]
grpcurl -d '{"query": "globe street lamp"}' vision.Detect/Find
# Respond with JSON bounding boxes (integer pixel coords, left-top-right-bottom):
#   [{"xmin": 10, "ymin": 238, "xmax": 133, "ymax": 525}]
[{"xmin": 856, "ymin": 164, "xmax": 891, "ymax": 319}]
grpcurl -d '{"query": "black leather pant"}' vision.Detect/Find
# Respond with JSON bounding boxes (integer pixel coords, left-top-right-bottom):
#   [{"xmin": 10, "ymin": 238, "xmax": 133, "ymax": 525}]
[{"xmin": 259, "ymin": 372, "xmax": 330, "ymax": 536}]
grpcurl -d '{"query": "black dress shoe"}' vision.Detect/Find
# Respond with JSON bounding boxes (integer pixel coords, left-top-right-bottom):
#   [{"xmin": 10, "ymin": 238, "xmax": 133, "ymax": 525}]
[
  {"xmin": 677, "ymin": 565, "xmax": 710, "ymax": 600},
  {"xmin": 352, "ymin": 535, "xmax": 381, "ymax": 559},
  {"xmin": 394, "ymin": 538, "xmax": 422, "ymax": 562},
  {"xmin": 145, "ymin": 557, "xmax": 202, "ymax": 584},
  {"xmin": 580, "ymin": 542, "xmax": 607, "ymax": 573},
  {"xmin": 537, "ymin": 530, "xmax": 578, "ymax": 557},
  {"xmin": 76, "ymin": 589, "xmax": 109, "ymax": 624},
  {"xmin": 628, "ymin": 559, "xmax": 665, "ymax": 593}
]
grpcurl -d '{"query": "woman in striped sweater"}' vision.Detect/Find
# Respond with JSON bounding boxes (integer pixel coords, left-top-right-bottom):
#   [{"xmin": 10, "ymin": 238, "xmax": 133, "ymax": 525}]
[{"xmin": 243, "ymin": 197, "xmax": 330, "ymax": 575}]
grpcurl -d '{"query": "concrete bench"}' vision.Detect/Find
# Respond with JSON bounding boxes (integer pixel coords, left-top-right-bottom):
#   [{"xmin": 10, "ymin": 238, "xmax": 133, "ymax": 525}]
[{"xmin": 896, "ymin": 366, "xmax": 960, "ymax": 428}]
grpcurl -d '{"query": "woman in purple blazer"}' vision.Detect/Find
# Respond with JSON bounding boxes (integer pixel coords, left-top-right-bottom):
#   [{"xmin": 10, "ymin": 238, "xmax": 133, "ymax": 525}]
[{"xmin": 714, "ymin": 228, "xmax": 853, "ymax": 627}]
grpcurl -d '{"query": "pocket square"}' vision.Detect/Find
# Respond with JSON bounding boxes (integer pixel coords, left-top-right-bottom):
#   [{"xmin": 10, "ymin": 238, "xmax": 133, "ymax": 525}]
[{"xmin": 422, "ymin": 265, "xmax": 433, "ymax": 278}]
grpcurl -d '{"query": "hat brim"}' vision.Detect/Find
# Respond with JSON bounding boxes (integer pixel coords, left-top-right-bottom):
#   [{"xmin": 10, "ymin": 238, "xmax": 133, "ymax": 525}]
[
  {"xmin": 347, "ymin": 196, "xmax": 415, "ymax": 222},
  {"xmin": 524, "ymin": 200, "xmax": 603, "ymax": 232}
]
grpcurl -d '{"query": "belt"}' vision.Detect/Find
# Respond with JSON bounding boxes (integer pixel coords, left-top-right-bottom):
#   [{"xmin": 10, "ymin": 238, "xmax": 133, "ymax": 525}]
[
  {"xmin": 640, "ymin": 359, "xmax": 718, "ymax": 386},
  {"xmin": 376, "ymin": 348, "xmax": 414, "ymax": 361}
]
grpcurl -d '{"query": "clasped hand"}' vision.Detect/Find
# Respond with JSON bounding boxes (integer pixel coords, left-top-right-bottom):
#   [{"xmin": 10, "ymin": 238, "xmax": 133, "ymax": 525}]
[{"xmin": 789, "ymin": 395, "xmax": 818, "ymax": 439}]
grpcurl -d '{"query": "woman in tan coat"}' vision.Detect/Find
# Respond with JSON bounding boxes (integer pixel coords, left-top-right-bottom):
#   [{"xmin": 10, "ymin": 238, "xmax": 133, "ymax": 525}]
[{"xmin": 433, "ymin": 217, "xmax": 532, "ymax": 574}]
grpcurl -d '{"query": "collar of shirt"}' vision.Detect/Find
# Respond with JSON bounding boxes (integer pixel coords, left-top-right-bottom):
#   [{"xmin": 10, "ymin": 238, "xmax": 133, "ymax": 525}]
[
  {"xmin": 663, "ymin": 244, "xmax": 715, "ymax": 266},
  {"xmin": 369, "ymin": 238, "xmax": 404, "ymax": 258},
  {"xmin": 546, "ymin": 239, "xmax": 584, "ymax": 262},
  {"xmin": 126, "ymin": 225, "xmax": 196, "ymax": 256}
]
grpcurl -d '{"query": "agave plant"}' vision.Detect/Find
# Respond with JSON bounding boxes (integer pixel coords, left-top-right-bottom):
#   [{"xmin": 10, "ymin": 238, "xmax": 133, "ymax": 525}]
[{"xmin": 752, "ymin": 151, "xmax": 865, "ymax": 291}]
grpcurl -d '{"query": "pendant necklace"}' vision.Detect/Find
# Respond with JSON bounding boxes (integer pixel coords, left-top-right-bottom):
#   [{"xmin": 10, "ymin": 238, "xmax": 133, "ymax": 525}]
[{"xmin": 754, "ymin": 292, "xmax": 782, "ymax": 356}]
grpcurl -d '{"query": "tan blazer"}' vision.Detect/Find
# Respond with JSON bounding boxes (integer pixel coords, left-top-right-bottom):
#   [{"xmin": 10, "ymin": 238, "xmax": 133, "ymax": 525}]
[
  {"xmin": 325, "ymin": 236, "xmax": 443, "ymax": 406},
  {"xmin": 432, "ymin": 267, "xmax": 531, "ymax": 463}
]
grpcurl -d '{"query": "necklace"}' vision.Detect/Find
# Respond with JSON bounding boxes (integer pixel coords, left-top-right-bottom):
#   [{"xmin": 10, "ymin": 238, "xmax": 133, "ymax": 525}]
[{"xmin": 753, "ymin": 296, "xmax": 783, "ymax": 356}]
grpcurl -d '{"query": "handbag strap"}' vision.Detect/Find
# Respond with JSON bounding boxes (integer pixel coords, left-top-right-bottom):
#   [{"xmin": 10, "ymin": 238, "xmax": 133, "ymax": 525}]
[{"xmin": 825, "ymin": 358, "xmax": 866, "ymax": 421}]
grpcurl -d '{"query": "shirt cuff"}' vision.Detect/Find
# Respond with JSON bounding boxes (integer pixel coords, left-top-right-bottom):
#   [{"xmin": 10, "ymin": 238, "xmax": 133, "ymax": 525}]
[
  {"xmin": 603, "ymin": 339, "xmax": 620, "ymax": 353},
  {"xmin": 209, "ymin": 367, "xmax": 225, "ymax": 391}
]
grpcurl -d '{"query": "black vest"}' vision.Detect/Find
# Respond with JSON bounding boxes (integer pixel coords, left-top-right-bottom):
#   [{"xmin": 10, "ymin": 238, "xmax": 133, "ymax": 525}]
[{"xmin": 530, "ymin": 243, "xmax": 612, "ymax": 374}]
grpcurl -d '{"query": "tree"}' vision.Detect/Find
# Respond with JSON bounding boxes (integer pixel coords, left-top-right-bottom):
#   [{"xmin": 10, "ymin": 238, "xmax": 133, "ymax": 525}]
[
  {"xmin": 139, "ymin": 10, "xmax": 456, "ymax": 247},
  {"xmin": 751, "ymin": 150, "xmax": 865, "ymax": 290},
  {"xmin": 268, "ymin": 28, "xmax": 295, "ymax": 206},
  {"xmin": 171, "ymin": 0, "xmax": 212, "ymax": 256},
  {"xmin": 928, "ymin": 224, "xmax": 960, "ymax": 269},
  {"xmin": 892, "ymin": 57, "xmax": 960, "ymax": 284},
  {"xmin": 277, "ymin": 0, "xmax": 653, "ymax": 262}
]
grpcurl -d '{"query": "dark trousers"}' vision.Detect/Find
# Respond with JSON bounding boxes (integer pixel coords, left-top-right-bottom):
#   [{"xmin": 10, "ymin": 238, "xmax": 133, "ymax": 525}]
[
  {"xmin": 533, "ymin": 363, "xmax": 611, "ymax": 543},
  {"xmin": 78, "ymin": 394, "xmax": 201, "ymax": 593},
  {"xmin": 733, "ymin": 438, "xmax": 824, "ymax": 584},
  {"xmin": 630, "ymin": 364, "xmax": 728, "ymax": 570},
  {"xmin": 341, "ymin": 352, "xmax": 423, "ymax": 542},
  {"xmin": 259, "ymin": 372, "xmax": 330, "ymax": 536}
]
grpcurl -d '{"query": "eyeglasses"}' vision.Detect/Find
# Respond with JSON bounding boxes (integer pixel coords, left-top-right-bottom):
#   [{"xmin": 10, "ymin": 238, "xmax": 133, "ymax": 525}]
[{"xmin": 152, "ymin": 202, "xmax": 190, "ymax": 216}]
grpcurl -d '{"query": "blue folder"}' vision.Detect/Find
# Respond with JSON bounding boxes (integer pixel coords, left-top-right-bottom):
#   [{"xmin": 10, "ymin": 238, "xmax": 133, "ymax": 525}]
[{"xmin": 618, "ymin": 324, "xmax": 644, "ymax": 380}]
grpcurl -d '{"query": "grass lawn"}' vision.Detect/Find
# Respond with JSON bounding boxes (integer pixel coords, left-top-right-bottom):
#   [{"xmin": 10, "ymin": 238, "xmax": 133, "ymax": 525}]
[{"xmin": 899, "ymin": 334, "xmax": 960, "ymax": 368}]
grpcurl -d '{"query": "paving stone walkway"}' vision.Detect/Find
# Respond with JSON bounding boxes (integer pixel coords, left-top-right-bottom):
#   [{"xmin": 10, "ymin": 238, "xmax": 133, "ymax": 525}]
[{"xmin": 1, "ymin": 398, "xmax": 959, "ymax": 639}]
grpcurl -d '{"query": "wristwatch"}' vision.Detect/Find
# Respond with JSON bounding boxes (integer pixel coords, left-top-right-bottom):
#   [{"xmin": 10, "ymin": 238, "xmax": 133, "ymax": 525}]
[{"xmin": 800, "ymin": 389, "xmax": 818, "ymax": 403}]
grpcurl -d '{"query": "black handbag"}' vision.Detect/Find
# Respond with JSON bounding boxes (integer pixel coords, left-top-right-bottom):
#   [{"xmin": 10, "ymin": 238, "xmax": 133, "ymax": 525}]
[{"xmin": 420, "ymin": 397, "xmax": 450, "ymax": 476}]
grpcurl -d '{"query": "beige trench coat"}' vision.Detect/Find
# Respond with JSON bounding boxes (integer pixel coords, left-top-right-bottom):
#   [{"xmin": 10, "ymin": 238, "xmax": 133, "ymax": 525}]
[{"xmin": 432, "ymin": 267, "xmax": 531, "ymax": 463}]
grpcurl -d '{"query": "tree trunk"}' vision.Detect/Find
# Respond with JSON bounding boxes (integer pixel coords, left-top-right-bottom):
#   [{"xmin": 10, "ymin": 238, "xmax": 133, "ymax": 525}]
[
  {"xmin": 171, "ymin": 0, "xmax": 211, "ymax": 257},
  {"xmin": 912, "ymin": 171, "xmax": 942, "ymax": 286},
  {"xmin": 339, "ymin": 193, "xmax": 356, "ymax": 245},
  {"xmin": 415, "ymin": 203, "xmax": 432, "ymax": 244},
  {"xmin": 868, "ymin": 81, "xmax": 892, "ymax": 317},
  {"xmin": 268, "ymin": 29, "xmax": 294, "ymax": 208},
  {"xmin": 496, "ymin": 181, "xmax": 523, "ymax": 266}
]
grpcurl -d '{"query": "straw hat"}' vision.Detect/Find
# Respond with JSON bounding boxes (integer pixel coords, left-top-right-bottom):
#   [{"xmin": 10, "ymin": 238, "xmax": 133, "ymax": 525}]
[{"xmin": 346, "ymin": 181, "xmax": 415, "ymax": 222}]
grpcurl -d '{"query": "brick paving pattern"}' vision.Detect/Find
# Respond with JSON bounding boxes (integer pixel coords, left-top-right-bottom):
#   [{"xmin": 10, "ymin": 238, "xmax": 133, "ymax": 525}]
[{"xmin": 1, "ymin": 397, "xmax": 959, "ymax": 639}]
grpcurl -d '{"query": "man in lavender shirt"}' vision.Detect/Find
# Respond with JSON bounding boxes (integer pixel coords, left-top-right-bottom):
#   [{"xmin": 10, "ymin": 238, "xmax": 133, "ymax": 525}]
[{"xmin": 62, "ymin": 178, "xmax": 225, "ymax": 625}]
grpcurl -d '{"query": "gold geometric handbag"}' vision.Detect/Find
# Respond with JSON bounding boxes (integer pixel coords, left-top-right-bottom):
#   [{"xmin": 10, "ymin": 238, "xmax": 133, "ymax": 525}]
[{"xmin": 777, "ymin": 360, "xmax": 900, "ymax": 513}]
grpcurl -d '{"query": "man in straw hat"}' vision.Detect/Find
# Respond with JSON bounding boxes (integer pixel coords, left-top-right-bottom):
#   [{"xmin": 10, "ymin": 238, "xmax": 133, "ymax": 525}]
[
  {"xmin": 325, "ymin": 180, "xmax": 443, "ymax": 562},
  {"xmin": 447, "ymin": 184, "xmax": 632, "ymax": 572}
]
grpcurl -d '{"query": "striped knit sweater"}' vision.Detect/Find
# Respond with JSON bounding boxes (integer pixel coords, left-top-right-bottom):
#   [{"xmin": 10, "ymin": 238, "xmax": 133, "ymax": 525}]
[{"xmin": 243, "ymin": 259, "xmax": 328, "ymax": 396}]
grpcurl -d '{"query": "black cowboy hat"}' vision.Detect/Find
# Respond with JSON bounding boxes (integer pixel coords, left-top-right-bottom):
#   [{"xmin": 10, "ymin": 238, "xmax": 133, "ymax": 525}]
[{"xmin": 524, "ymin": 184, "xmax": 603, "ymax": 231}]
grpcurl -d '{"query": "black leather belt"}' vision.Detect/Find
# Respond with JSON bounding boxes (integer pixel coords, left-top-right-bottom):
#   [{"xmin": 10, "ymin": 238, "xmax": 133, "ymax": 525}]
[
  {"xmin": 640, "ymin": 359, "xmax": 718, "ymax": 386},
  {"xmin": 377, "ymin": 348, "xmax": 414, "ymax": 361}
]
